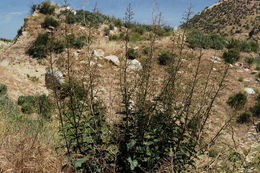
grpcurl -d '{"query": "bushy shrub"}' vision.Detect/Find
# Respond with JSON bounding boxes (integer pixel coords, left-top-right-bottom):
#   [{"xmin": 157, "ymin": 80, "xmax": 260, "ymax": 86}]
[
  {"xmin": 223, "ymin": 49, "xmax": 240, "ymax": 64},
  {"xmin": 38, "ymin": 1, "xmax": 56, "ymax": 15},
  {"xmin": 237, "ymin": 111, "xmax": 252, "ymax": 124},
  {"xmin": 49, "ymin": 39, "xmax": 65, "ymax": 53},
  {"xmin": 126, "ymin": 48, "xmax": 139, "ymax": 60},
  {"xmin": 250, "ymin": 102, "xmax": 260, "ymax": 118},
  {"xmin": 41, "ymin": 16, "xmax": 60, "ymax": 28},
  {"xmin": 18, "ymin": 95, "xmax": 53, "ymax": 118},
  {"xmin": 129, "ymin": 33, "xmax": 147, "ymax": 42},
  {"xmin": 186, "ymin": 31, "xmax": 226, "ymax": 50},
  {"xmin": 18, "ymin": 96, "xmax": 36, "ymax": 114},
  {"xmin": 245, "ymin": 57, "xmax": 255, "ymax": 67},
  {"xmin": 103, "ymin": 27, "xmax": 110, "ymax": 36},
  {"xmin": 158, "ymin": 51, "xmax": 174, "ymax": 65},
  {"xmin": 0, "ymin": 83, "xmax": 7, "ymax": 96},
  {"xmin": 27, "ymin": 33, "xmax": 49, "ymax": 58},
  {"xmin": 227, "ymin": 39, "xmax": 259, "ymax": 53},
  {"xmin": 18, "ymin": 96, "xmax": 36, "ymax": 106},
  {"xmin": 227, "ymin": 92, "xmax": 247, "ymax": 110},
  {"xmin": 36, "ymin": 95, "xmax": 53, "ymax": 119},
  {"xmin": 66, "ymin": 34, "xmax": 86, "ymax": 49}
]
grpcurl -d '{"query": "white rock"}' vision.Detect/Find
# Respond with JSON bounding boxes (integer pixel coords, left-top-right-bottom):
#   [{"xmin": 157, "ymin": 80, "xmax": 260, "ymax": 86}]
[
  {"xmin": 104, "ymin": 55, "xmax": 120, "ymax": 66},
  {"xmin": 93, "ymin": 49, "xmax": 105, "ymax": 59},
  {"xmin": 244, "ymin": 88, "xmax": 255, "ymax": 95},
  {"xmin": 211, "ymin": 56, "xmax": 221, "ymax": 61},
  {"xmin": 126, "ymin": 59, "xmax": 142, "ymax": 72},
  {"xmin": 213, "ymin": 68, "xmax": 217, "ymax": 71},
  {"xmin": 45, "ymin": 68, "xmax": 64, "ymax": 89}
]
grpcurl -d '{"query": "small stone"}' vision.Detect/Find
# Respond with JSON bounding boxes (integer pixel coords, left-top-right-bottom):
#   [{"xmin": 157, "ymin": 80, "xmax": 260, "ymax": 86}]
[{"xmin": 244, "ymin": 88, "xmax": 255, "ymax": 95}]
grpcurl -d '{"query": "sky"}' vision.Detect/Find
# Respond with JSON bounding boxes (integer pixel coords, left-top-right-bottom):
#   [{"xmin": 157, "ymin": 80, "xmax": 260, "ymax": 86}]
[{"xmin": 0, "ymin": 0, "xmax": 218, "ymax": 39}]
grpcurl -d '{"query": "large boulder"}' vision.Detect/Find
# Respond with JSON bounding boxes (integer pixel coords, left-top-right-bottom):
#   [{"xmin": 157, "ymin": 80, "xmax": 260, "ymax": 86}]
[
  {"xmin": 127, "ymin": 59, "xmax": 142, "ymax": 72},
  {"xmin": 45, "ymin": 68, "xmax": 64, "ymax": 89},
  {"xmin": 104, "ymin": 55, "xmax": 120, "ymax": 66}
]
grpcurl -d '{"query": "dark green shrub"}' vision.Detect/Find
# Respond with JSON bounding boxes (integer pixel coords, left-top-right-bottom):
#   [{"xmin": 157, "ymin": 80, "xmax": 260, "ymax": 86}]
[
  {"xmin": 60, "ymin": 77, "xmax": 86, "ymax": 100},
  {"xmin": 226, "ymin": 38, "xmax": 241, "ymax": 50},
  {"xmin": 208, "ymin": 149, "xmax": 219, "ymax": 158},
  {"xmin": 227, "ymin": 92, "xmax": 247, "ymax": 110},
  {"xmin": 240, "ymin": 40, "xmax": 251, "ymax": 52},
  {"xmin": 126, "ymin": 48, "xmax": 139, "ymax": 60},
  {"xmin": 42, "ymin": 16, "xmax": 60, "ymax": 28},
  {"xmin": 103, "ymin": 27, "xmax": 110, "ymax": 36},
  {"xmin": 0, "ymin": 83, "xmax": 7, "ymax": 96},
  {"xmin": 256, "ymin": 122, "xmax": 260, "ymax": 133},
  {"xmin": 158, "ymin": 51, "xmax": 174, "ymax": 65},
  {"xmin": 186, "ymin": 31, "xmax": 226, "ymax": 50},
  {"xmin": 249, "ymin": 41, "xmax": 259, "ymax": 53},
  {"xmin": 50, "ymin": 39, "xmax": 65, "ymax": 53},
  {"xmin": 129, "ymin": 33, "xmax": 147, "ymax": 42},
  {"xmin": 36, "ymin": 95, "xmax": 53, "ymax": 119},
  {"xmin": 250, "ymin": 102, "xmax": 260, "ymax": 118},
  {"xmin": 18, "ymin": 96, "xmax": 36, "ymax": 106},
  {"xmin": 38, "ymin": 1, "xmax": 56, "ymax": 15},
  {"xmin": 223, "ymin": 49, "xmax": 240, "ymax": 64},
  {"xmin": 142, "ymin": 46, "xmax": 150, "ymax": 55},
  {"xmin": 66, "ymin": 34, "xmax": 86, "ymax": 49},
  {"xmin": 109, "ymin": 24, "xmax": 114, "ymax": 30},
  {"xmin": 237, "ymin": 112, "xmax": 252, "ymax": 124},
  {"xmin": 109, "ymin": 35, "xmax": 119, "ymax": 41},
  {"xmin": 245, "ymin": 57, "xmax": 255, "ymax": 67},
  {"xmin": 21, "ymin": 103, "xmax": 36, "ymax": 114},
  {"xmin": 27, "ymin": 33, "xmax": 49, "ymax": 58}
]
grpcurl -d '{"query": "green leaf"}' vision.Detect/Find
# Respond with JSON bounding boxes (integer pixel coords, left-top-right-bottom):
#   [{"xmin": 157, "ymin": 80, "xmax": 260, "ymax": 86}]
[
  {"xmin": 127, "ymin": 157, "xmax": 138, "ymax": 171},
  {"xmin": 127, "ymin": 139, "xmax": 136, "ymax": 150},
  {"xmin": 74, "ymin": 157, "xmax": 89, "ymax": 168}
]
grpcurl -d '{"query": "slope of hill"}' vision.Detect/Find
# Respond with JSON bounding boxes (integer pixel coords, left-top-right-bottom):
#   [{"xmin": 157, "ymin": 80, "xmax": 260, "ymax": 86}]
[{"xmin": 184, "ymin": 0, "xmax": 260, "ymax": 38}]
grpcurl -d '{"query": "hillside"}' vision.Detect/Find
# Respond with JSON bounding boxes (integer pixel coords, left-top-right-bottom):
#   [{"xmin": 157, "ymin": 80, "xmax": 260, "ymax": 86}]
[
  {"xmin": 0, "ymin": 1, "xmax": 260, "ymax": 172},
  {"xmin": 184, "ymin": 0, "xmax": 260, "ymax": 39}
]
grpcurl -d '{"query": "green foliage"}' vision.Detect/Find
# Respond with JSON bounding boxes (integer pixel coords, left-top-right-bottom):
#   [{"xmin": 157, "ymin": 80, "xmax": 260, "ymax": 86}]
[
  {"xmin": 126, "ymin": 48, "xmax": 139, "ymax": 60},
  {"xmin": 0, "ymin": 83, "xmax": 7, "ymax": 96},
  {"xmin": 27, "ymin": 33, "xmax": 50, "ymax": 58},
  {"xmin": 49, "ymin": 39, "xmax": 65, "ymax": 53},
  {"xmin": 18, "ymin": 96, "xmax": 36, "ymax": 114},
  {"xmin": 227, "ymin": 92, "xmax": 247, "ymax": 110},
  {"xmin": 103, "ymin": 27, "xmax": 110, "ymax": 36},
  {"xmin": 17, "ymin": 95, "xmax": 53, "ymax": 118},
  {"xmin": 66, "ymin": 34, "xmax": 86, "ymax": 49},
  {"xmin": 186, "ymin": 31, "xmax": 227, "ymax": 50},
  {"xmin": 208, "ymin": 149, "xmax": 219, "ymax": 158},
  {"xmin": 237, "ymin": 112, "xmax": 252, "ymax": 124},
  {"xmin": 57, "ymin": 77, "xmax": 114, "ymax": 172},
  {"xmin": 158, "ymin": 51, "xmax": 174, "ymax": 65},
  {"xmin": 42, "ymin": 16, "xmax": 60, "ymax": 28},
  {"xmin": 227, "ymin": 39, "xmax": 259, "ymax": 53},
  {"xmin": 36, "ymin": 95, "xmax": 53, "ymax": 119},
  {"xmin": 223, "ymin": 49, "xmax": 240, "ymax": 64},
  {"xmin": 38, "ymin": 1, "xmax": 56, "ymax": 15},
  {"xmin": 244, "ymin": 57, "xmax": 255, "ymax": 67},
  {"xmin": 129, "ymin": 33, "xmax": 147, "ymax": 42}
]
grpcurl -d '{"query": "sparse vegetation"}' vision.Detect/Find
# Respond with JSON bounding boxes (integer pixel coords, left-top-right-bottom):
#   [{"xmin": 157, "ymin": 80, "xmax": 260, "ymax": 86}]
[{"xmin": 66, "ymin": 34, "xmax": 86, "ymax": 49}]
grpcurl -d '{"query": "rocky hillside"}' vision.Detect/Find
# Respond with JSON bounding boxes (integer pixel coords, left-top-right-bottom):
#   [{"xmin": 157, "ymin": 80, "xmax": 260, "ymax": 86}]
[{"xmin": 184, "ymin": 0, "xmax": 260, "ymax": 39}]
